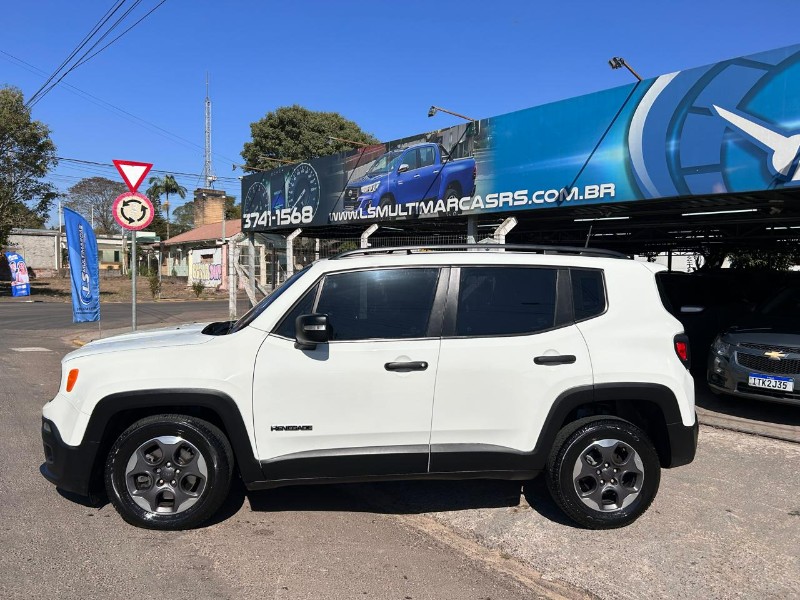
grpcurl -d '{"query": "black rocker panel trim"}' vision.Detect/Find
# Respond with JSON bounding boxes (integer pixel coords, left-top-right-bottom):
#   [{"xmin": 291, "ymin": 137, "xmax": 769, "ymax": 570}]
[
  {"xmin": 85, "ymin": 389, "xmax": 264, "ymax": 484},
  {"xmin": 259, "ymin": 445, "xmax": 429, "ymax": 481}
]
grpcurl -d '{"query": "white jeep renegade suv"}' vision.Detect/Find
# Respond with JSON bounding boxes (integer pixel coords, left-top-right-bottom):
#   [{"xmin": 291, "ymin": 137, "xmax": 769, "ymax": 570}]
[{"xmin": 41, "ymin": 244, "xmax": 697, "ymax": 530}]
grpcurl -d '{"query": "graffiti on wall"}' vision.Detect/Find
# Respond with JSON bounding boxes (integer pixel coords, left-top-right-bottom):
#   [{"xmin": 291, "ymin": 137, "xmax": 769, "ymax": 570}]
[{"xmin": 189, "ymin": 247, "xmax": 222, "ymax": 287}]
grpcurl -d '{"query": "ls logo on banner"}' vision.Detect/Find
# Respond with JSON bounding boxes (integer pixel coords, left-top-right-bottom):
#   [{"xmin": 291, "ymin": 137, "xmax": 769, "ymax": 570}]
[
  {"xmin": 4, "ymin": 252, "xmax": 30, "ymax": 297},
  {"xmin": 63, "ymin": 207, "xmax": 100, "ymax": 323}
]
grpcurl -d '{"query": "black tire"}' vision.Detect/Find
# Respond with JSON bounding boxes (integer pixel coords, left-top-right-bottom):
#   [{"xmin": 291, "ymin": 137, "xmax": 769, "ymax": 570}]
[
  {"xmin": 379, "ymin": 195, "xmax": 395, "ymax": 208},
  {"xmin": 104, "ymin": 414, "xmax": 233, "ymax": 530},
  {"xmin": 444, "ymin": 185, "xmax": 460, "ymax": 201},
  {"xmin": 546, "ymin": 417, "xmax": 660, "ymax": 529}
]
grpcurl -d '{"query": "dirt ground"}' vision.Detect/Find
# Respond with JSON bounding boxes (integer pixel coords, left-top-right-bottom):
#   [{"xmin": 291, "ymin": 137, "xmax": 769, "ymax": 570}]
[{"xmin": 0, "ymin": 275, "xmax": 231, "ymax": 303}]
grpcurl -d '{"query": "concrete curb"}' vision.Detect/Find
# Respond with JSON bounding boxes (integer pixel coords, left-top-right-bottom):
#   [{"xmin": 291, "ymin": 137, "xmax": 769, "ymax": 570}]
[{"xmin": 697, "ymin": 407, "xmax": 799, "ymax": 444}]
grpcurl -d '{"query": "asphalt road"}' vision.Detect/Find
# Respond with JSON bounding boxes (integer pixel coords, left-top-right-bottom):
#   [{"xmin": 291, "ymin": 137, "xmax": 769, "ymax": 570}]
[
  {"xmin": 0, "ymin": 300, "xmax": 561, "ymax": 600},
  {"xmin": 1, "ymin": 301, "xmax": 798, "ymax": 599}
]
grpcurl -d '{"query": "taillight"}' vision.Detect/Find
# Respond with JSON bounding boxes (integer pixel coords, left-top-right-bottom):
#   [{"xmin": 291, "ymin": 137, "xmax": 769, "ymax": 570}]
[
  {"xmin": 674, "ymin": 335, "xmax": 690, "ymax": 368},
  {"xmin": 472, "ymin": 165, "xmax": 477, "ymax": 180}
]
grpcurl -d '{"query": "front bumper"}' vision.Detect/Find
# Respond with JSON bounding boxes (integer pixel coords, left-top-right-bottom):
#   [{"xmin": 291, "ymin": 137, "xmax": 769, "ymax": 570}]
[
  {"xmin": 708, "ymin": 353, "xmax": 800, "ymax": 406},
  {"xmin": 40, "ymin": 418, "xmax": 99, "ymax": 498}
]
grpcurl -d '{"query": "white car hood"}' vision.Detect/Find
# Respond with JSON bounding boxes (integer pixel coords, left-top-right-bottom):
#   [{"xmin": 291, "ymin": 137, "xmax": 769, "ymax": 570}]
[{"xmin": 66, "ymin": 322, "xmax": 214, "ymax": 360}]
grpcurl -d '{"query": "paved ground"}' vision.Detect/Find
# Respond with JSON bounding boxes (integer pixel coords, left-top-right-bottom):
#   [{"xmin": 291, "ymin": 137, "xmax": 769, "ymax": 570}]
[
  {"xmin": 0, "ymin": 301, "xmax": 567, "ymax": 600},
  {"xmin": 1, "ymin": 301, "xmax": 798, "ymax": 599}
]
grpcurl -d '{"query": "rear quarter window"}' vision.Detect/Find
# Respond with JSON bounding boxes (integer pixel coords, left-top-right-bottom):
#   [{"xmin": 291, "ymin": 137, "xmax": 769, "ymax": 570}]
[{"xmin": 570, "ymin": 269, "xmax": 606, "ymax": 321}]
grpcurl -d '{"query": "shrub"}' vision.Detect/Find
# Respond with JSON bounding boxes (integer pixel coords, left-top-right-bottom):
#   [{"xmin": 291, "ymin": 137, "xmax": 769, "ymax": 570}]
[
  {"xmin": 148, "ymin": 272, "xmax": 161, "ymax": 300},
  {"xmin": 191, "ymin": 281, "xmax": 205, "ymax": 298}
]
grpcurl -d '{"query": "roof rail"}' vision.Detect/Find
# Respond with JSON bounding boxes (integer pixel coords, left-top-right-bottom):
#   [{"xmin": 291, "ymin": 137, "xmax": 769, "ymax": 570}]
[{"xmin": 332, "ymin": 244, "xmax": 630, "ymax": 260}]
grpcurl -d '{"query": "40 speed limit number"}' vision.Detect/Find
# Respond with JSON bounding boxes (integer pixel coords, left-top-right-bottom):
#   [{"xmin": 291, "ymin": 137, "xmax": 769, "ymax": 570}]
[{"xmin": 243, "ymin": 206, "xmax": 314, "ymax": 229}]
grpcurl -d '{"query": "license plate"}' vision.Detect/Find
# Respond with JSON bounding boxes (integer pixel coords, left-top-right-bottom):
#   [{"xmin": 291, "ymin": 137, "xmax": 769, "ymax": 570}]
[{"xmin": 748, "ymin": 373, "xmax": 794, "ymax": 391}]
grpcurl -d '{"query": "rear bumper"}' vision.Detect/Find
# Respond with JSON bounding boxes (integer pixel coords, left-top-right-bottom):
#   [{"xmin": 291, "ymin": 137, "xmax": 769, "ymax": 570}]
[
  {"xmin": 40, "ymin": 418, "xmax": 99, "ymax": 498},
  {"xmin": 666, "ymin": 414, "xmax": 699, "ymax": 468}
]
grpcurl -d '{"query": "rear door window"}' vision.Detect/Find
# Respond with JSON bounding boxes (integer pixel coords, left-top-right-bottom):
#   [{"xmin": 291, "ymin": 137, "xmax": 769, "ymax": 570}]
[{"xmin": 455, "ymin": 267, "xmax": 558, "ymax": 336}]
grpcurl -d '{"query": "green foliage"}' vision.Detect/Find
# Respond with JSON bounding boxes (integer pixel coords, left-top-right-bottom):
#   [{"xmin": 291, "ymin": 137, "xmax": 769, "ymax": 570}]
[
  {"xmin": 148, "ymin": 271, "xmax": 161, "ymax": 299},
  {"xmin": 65, "ymin": 177, "xmax": 126, "ymax": 235},
  {"xmin": 191, "ymin": 280, "xmax": 205, "ymax": 298},
  {"xmin": 0, "ymin": 86, "xmax": 58, "ymax": 247},
  {"xmin": 171, "ymin": 201, "xmax": 194, "ymax": 235},
  {"xmin": 242, "ymin": 105, "xmax": 379, "ymax": 172},
  {"xmin": 225, "ymin": 195, "xmax": 241, "ymax": 220},
  {"xmin": 728, "ymin": 248, "xmax": 800, "ymax": 271},
  {"xmin": 146, "ymin": 174, "xmax": 187, "ymax": 240}
]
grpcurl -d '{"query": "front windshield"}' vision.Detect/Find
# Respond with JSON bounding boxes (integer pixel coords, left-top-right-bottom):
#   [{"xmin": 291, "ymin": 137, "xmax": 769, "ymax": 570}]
[
  {"xmin": 229, "ymin": 265, "xmax": 313, "ymax": 333},
  {"xmin": 367, "ymin": 150, "xmax": 403, "ymax": 176}
]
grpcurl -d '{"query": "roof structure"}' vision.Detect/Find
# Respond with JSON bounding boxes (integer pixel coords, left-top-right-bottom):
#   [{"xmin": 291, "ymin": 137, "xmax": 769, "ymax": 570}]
[{"xmin": 164, "ymin": 219, "xmax": 240, "ymax": 246}]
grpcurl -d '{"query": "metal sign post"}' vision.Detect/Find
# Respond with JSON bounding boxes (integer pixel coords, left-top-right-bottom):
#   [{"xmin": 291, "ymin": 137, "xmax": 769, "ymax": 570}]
[
  {"xmin": 131, "ymin": 230, "xmax": 137, "ymax": 330},
  {"xmin": 112, "ymin": 159, "xmax": 154, "ymax": 332}
]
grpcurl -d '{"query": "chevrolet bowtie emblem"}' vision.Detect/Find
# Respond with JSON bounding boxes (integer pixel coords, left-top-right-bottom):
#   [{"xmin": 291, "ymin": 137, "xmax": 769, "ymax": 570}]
[{"xmin": 764, "ymin": 351, "xmax": 787, "ymax": 360}]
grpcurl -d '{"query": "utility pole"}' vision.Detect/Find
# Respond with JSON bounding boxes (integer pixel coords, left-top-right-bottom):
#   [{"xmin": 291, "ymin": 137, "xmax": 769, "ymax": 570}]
[{"xmin": 204, "ymin": 73, "xmax": 216, "ymax": 188}]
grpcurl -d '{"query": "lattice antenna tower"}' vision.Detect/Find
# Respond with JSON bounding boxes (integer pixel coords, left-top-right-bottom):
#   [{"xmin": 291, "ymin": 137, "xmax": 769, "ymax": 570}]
[{"xmin": 204, "ymin": 73, "xmax": 216, "ymax": 188}]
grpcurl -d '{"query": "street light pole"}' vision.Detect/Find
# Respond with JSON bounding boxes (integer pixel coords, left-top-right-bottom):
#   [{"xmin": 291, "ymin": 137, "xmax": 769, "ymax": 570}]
[
  {"xmin": 428, "ymin": 105, "xmax": 476, "ymax": 122},
  {"xmin": 608, "ymin": 57, "xmax": 643, "ymax": 82}
]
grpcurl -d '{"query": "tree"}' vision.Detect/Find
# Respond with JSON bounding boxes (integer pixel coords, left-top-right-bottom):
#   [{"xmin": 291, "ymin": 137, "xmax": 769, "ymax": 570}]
[
  {"xmin": 65, "ymin": 177, "xmax": 126, "ymax": 235},
  {"xmin": 146, "ymin": 174, "xmax": 186, "ymax": 240},
  {"xmin": 167, "ymin": 195, "xmax": 240, "ymax": 236},
  {"xmin": 224, "ymin": 195, "xmax": 240, "ymax": 220},
  {"xmin": 171, "ymin": 201, "xmax": 194, "ymax": 235},
  {"xmin": 0, "ymin": 86, "xmax": 58, "ymax": 247},
  {"xmin": 242, "ymin": 105, "xmax": 379, "ymax": 171},
  {"xmin": 728, "ymin": 248, "xmax": 800, "ymax": 271}
]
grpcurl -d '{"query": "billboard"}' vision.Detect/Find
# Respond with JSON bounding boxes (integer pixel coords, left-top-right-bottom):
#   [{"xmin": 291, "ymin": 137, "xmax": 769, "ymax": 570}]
[{"xmin": 242, "ymin": 43, "xmax": 800, "ymax": 232}]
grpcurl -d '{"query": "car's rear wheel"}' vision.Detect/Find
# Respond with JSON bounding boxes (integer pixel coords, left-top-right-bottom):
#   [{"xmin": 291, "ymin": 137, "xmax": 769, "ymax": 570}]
[
  {"xmin": 546, "ymin": 417, "xmax": 660, "ymax": 529},
  {"xmin": 104, "ymin": 414, "xmax": 233, "ymax": 530}
]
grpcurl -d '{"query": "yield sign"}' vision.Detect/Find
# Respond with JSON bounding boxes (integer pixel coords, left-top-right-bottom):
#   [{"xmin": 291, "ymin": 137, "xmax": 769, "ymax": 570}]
[{"xmin": 113, "ymin": 159, "xmax": 153, "ymax": 193}]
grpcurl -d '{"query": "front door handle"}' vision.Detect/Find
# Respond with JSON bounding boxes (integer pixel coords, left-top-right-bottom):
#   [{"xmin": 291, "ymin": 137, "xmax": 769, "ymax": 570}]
[
  {"xmin": 534, "ymin": 355, "xmax": 576, "ymax": 365},
  {"xmin": 385, "ymin": 361, "xmax": 428, "ymax": 372}
]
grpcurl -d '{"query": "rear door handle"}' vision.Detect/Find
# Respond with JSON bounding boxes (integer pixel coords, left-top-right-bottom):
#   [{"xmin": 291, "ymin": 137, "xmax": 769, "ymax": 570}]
[
  {"xmin": 385, "ymin": 361, "xmax": 428, "ymax": 372},
  {"xmin": 534, "ymin": 355, "xmax": 576, "ymax": 365}
]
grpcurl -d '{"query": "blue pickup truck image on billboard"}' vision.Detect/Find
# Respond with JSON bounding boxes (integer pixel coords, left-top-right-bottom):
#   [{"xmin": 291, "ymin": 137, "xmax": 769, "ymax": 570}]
[
  {"xmin": 242, "ymin": 43, "xmax": 800, "ymax": 232},
  {"xmin": 341, "ymin": 143, "xmax": 476, "ymax": 215}
]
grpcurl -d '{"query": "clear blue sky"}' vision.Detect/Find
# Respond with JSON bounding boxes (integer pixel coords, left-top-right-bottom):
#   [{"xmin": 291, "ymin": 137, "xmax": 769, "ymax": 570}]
[{"xmin": 1, "ymin": 0, "xmax": 797, "ymax": 222}]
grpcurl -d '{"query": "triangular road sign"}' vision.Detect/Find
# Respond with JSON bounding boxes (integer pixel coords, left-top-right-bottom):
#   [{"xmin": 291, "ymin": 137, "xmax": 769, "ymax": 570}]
[{"xmin": 113, "ymin": 159, "xmax": 153, "ymax": 193}]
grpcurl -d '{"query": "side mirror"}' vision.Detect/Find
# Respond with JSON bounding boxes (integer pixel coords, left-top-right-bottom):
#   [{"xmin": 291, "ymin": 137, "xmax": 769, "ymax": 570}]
[
  {"xmin": 397, "ymin": 164, "xmax": 410, "ymax": 173},
  {"xmin": 295, "ymin": 314, "xmax": 329, "ymax": 350},
  {"xmin": 680, "ymin": 305, "xmax": 705, "ymax": 314}
]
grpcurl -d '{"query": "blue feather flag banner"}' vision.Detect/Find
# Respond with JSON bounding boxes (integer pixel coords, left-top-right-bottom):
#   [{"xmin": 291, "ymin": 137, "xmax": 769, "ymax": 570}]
[{"xmin": 63, "ymin": 207, "xmax": 100, "ymax": 323}]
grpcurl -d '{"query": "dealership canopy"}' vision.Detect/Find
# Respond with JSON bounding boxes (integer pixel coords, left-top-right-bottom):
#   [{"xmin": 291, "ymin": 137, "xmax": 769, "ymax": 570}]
[{"xmin": 241, "ymin": 44, "xmax": 800, "ymax": 253}]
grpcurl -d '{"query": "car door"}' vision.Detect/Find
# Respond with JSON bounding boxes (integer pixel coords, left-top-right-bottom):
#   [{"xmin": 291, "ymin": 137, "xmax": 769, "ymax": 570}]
[
  {"xmin": 394, "ymin": 148, "xmax": 420, "ymax": 204},
  {"xmin": 252, "ymin": 266, "xmax": 447, "ymax": 480},
  {"xmin": 405, "ymin": 145, "xmax": 439, "ymax": 201},
  {"xmin": 429, "ymin": 266, "xmax": 593, "ymax": 473}
]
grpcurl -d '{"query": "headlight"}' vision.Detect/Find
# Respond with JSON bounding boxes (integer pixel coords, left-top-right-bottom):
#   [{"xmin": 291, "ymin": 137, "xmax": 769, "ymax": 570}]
[
  {"xmin": 711, "ymin": 337, "xmax": 731, "ymax": 357},
  {"xmin": 360, "ymin": 182, "xmax": 380, "ymax": 194}
]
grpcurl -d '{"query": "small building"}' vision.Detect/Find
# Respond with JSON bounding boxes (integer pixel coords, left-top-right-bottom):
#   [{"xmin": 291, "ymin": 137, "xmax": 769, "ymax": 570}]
[{"xmin": 5, "ymin": 228, "xmax": 125, "ymax": 277}]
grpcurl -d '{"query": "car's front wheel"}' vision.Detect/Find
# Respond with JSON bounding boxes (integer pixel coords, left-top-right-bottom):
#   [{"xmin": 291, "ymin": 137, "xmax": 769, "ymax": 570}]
[
  {"xmin": 104, "ymin": 414, "xmax": 233, "ymax": 530},
  {"xmin": 546, "ymin": 417, "xmax": 660, "ymax": 529}
]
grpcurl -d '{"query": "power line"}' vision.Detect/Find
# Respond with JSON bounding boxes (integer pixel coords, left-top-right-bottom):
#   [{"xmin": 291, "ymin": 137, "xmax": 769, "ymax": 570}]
[
  {"xmin": 29, "ymin": 0, "xmax": 168, "ymax": 108},
  {"xmin": 0, "ymin": 49, "xmax": 241, "ymax": 165},
  {"xmin": 55, "ymin": 156, "xmax": 242, "ymax": 182},
  {"xmin": 26, "ymin": 0, "xmax": 127, "ymax": 107},
  {"xmin": 71, "ymin": 0, "xmax": 166, "ymax": 70}
]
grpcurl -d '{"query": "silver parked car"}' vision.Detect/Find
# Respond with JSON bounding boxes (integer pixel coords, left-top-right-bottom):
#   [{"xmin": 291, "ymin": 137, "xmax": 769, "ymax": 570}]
[{"xmin": 708, "ymin": 286, "xmax": 800, "ymax": 405}]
